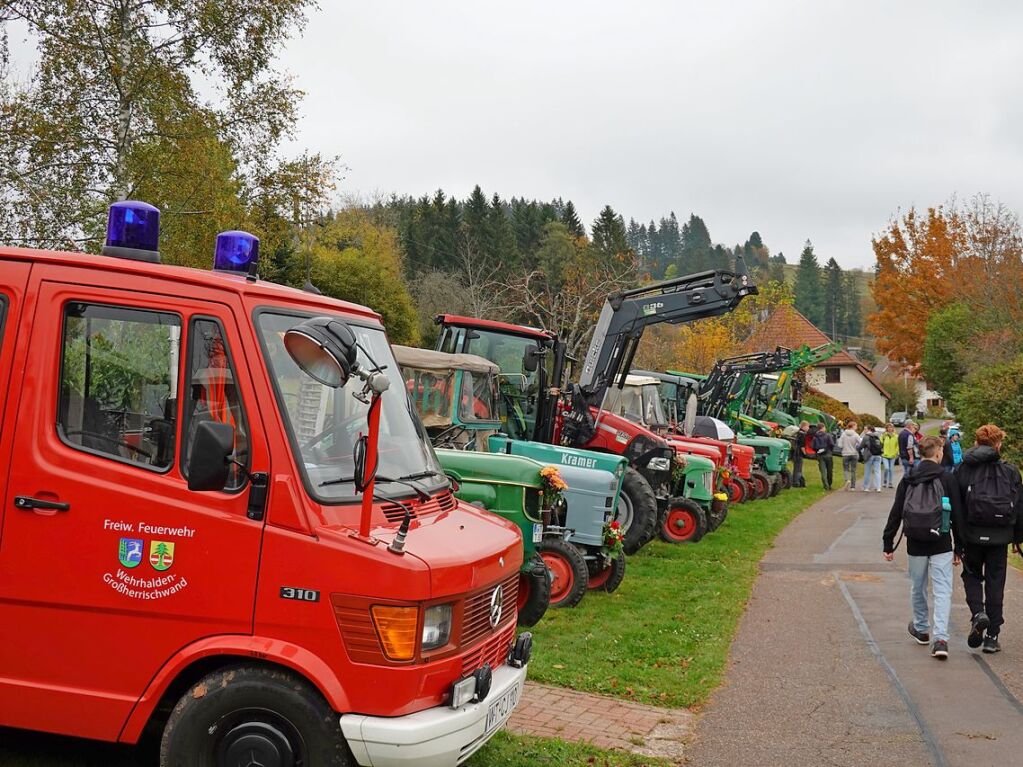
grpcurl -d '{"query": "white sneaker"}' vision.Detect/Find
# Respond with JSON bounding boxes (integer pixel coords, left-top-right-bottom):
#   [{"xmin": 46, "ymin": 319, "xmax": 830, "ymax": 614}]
[{"xmin": 876, "ymin": 488, "xmax": 882, "ymax": 493}]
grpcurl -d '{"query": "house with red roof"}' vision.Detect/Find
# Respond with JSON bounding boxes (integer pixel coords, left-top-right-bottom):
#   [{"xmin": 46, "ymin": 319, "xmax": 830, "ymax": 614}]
[{"xmin": 741, "ymin": 304, "xmax": 890, "ymax": 421}]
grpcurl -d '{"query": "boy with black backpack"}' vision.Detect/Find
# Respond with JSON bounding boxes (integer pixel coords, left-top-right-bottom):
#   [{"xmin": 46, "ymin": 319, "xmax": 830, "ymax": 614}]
[
  {"xmin": 953, "ymin": 424, "xmax": 1023, "ymax": 654},
  {"xmin": 883, "ymin": 436, "xmax": 963, "ymax": 659}
]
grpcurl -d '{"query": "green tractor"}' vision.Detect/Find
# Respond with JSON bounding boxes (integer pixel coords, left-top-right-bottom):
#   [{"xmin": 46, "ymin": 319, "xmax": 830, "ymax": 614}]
[{"xmin": 394, "ymin": 345, "xmax": 628, "ymax": 610}]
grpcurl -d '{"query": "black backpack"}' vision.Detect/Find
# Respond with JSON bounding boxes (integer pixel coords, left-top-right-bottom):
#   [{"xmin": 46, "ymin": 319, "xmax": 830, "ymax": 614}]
[
  {"xmin": 902, "ymin": 477, "xmax": 947, "ymax": 541},
  {"xmin": 965, "ymin": 462, "xmax": 1017, "ymax": 527},
  {"xmin": 868, "ymin": 434, "xmax": 883, "ymax": 456}
]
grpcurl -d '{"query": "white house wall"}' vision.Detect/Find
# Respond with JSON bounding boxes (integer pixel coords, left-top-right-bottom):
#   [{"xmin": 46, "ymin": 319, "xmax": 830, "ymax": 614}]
[{"xmin": 806, "ymin": 367, "xmax": 887, "ymax": 421}]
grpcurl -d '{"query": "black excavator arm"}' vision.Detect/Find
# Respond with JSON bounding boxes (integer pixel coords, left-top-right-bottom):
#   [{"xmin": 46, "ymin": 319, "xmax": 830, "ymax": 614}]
[{"xmin": 576, "ymin": 258, "xmax": 758, "ymax": 406}]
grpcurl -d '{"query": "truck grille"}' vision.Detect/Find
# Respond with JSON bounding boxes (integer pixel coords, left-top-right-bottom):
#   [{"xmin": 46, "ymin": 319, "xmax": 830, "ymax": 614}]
[
  {"xmin": 380, "ymin": 490, "xmax": 457, "ymax": 523},
  {"xmin": 461, "ymin": 573, "xmax": 518, "ymax": 648},
  {"xmin": 460, "ymin": 621, "xmax": 516, "ymax": 676}
]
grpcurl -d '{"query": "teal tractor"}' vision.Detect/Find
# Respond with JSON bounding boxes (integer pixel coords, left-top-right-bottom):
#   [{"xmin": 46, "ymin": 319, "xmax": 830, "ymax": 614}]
[{"xmin": 394, "ymin": 345, "xmax": 627, "ymax": 610}]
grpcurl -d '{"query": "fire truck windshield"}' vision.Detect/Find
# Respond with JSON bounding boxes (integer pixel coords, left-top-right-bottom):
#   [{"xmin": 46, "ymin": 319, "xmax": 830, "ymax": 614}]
[{"xmin": 257, "ymin": 311, "xmax": 446, "ymax": 503}]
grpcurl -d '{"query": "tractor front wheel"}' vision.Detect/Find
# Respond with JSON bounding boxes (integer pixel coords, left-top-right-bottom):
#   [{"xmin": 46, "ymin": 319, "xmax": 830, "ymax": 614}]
[
  {"xmin": 779, "ymin": 468, "xmax": 791, "ymax": 490},
  {"xmin": 750, "ymin": 470, "xmax": 771, "ymax": 500},
  {"xmin": 616, "ymin": 467, "xmax": 658, "ymax": 555},
  {"xmin": 537, "ymin": 538, "xmax": 589, "ymax": 608},
  {"xmin": 587, "ymin": 554, "xmax": 626, "ymax": 593},
  {"xmin": 658, "ymin": 499, "xmax": 707, "ymax": 544},
  {"xmin": 516, "ymin": 554, "xmax": 551, "ymax": 627},
  {"xmin": 726, "ymin": 477, "xmax": 747, "ymax": 504},
  {"xmin": 768, "ymin": 473, "xmax": 782, "ymax": 497}
]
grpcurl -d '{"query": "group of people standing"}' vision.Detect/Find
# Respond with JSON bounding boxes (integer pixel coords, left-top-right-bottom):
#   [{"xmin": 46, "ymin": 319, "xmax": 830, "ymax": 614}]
[{"xmin": 791, "ymin": 418, "xmax": 915, "ymax": 491}]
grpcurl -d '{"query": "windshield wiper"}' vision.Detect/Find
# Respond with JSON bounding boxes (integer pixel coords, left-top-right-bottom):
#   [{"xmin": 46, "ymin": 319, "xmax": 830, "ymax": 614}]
[
  {"xmin": 320, "ymin": 475, "xmax": 432, "ymax": 501},
  {"xmin": 397, "ymin": 470, "xmax": 446, "ymax": 482}
]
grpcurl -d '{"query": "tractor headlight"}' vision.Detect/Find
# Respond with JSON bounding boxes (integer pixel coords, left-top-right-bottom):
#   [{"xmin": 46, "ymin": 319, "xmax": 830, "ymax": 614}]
[
  {"xmin": 648, "ymin": 456, "xmax": 671, "ymax": 472},
  {"xmin": 422, "ymin": 604, "xmax": 453, "ymax": 651}
]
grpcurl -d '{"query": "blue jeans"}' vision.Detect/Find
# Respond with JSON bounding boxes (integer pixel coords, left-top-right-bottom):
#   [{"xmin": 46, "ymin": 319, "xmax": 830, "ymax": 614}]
[
  {"xmin": 842, "ymin": 456, "xmax": 858, "ymax": 488},
  {"xmin": 882, "ymin": 456, "xmax": 896, "ymax": 487},
  {"xmin": 863, "ymin": 455, "xmax": 882, "ymax": 490},
  {"xmin": 908, "ymin": 551, "xmax": 954, "ymax": 642}
]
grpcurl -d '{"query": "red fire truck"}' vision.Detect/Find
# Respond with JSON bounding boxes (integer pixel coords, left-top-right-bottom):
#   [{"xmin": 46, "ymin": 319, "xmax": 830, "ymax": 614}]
[{"xmin": 0, "ymin": 202, "xmax": 531, "ymax": 767}]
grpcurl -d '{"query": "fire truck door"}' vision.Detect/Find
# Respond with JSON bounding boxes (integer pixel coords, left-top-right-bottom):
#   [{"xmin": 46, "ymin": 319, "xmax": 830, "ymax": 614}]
[{"xmin": 0, "ymin": 277, "xmax": 268, "ymax": 742}]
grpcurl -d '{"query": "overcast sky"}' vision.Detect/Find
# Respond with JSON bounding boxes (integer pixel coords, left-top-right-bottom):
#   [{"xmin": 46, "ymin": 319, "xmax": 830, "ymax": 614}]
[{"xmin": 9, "ymin": 1, "xmax": 1023, "ymax": 268}]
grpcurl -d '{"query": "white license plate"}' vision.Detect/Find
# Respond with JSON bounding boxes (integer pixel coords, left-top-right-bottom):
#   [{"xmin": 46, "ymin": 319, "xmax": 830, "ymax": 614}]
[
  {"xmin": 484, "ymin": 682, "xmax": 520, "ymax": 735},
  {"xmin": 532, "ymin": 523, "xmax": 543, "ymax": 544}
]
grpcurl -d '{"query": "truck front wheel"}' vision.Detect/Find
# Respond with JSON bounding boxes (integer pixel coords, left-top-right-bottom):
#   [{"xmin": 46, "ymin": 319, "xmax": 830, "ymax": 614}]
[
  {"xmin": 616, "ymin": 467, "xmax": 658, "ymax": 555},
  {"xmin": 517, "ymin": 554, "xmax": 552, "ymax": 627},
  {"xmin": 160, "ymin": 665, "xmax": 353, "ymax": 767}
]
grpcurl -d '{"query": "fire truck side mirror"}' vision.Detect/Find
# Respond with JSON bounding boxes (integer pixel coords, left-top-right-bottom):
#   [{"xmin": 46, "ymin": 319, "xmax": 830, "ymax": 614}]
[
  {"xmin": 187, "ymin": 421, "xmax": 235, "ymax": 491},
  {"xmin": 284, "ymin": 317, "xmax": 359, "ymax": 388}
]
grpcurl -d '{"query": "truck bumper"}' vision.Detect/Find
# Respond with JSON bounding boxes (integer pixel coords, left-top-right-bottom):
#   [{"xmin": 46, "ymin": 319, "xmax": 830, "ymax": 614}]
[{"xmin": 341, "ymin": 662, "xmax": 528, "ymax": 767}]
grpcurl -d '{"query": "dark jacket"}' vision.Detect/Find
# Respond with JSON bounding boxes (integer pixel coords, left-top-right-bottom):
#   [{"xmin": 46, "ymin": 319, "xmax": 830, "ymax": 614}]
[
  {"xmin": 883, "ymin": 459, "xmax": 962, "ymax": 556},
  {"xmin": 897, "ymin": 428, "xmax": 917, "ymax": 461},
  {"xmin": 952, "ymin": 445, "xmax": 1023, "ymax": 547},
  {"xmin": 812, "ymin": 429, "xmax": 835, "ymax": 456}
]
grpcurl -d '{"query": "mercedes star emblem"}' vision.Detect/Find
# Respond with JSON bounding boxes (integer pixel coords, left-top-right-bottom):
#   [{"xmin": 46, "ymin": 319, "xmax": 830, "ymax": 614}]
[{"xmin": 489, "ymin": 585, "xmax": 504, "ymax": 628}]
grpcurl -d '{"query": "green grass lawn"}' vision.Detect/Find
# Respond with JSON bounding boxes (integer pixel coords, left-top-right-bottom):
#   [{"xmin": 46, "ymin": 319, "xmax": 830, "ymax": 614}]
[{"xmin": 0, "ymin": 466, "xmax": 827, "ymax": 767}]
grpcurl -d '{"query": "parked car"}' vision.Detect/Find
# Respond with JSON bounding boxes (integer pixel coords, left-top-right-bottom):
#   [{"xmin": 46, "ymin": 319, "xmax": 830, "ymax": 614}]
[{"xmin": 890, "ymin": 411, "xmax": 909, "ymax": 426}]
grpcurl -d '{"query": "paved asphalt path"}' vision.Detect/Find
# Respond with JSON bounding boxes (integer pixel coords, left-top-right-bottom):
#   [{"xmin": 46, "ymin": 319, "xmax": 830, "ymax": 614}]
[{"xmin": 686, "ymin": 471, "xmax": 1023, "ymax": 766}]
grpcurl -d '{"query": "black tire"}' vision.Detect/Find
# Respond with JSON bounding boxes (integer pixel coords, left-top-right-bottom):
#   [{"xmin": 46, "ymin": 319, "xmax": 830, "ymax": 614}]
[
  {"xmin": 517, "ymin": 554, "xmax": 551, "ymax": 627},
  {"xmin": 768, "ymin": 473, "xmax": 782, "ymax": 497},
  {"xmin": 658, "ymin": 498, "xmax": 708, "ymax": 544},
  {"xmin": 537, "ymin": 537, "xmax": 589, "ymax": 608},
  {"xmin": 587, "ymin": 553, "xmax": 626, "ymax": 593},
  {"xmin": 616, "ymin": 467, "xmax": 658, "ymax": 555},
  {"xmin": 779, "ymin": 469, "xmax": 791, "ymax": 490},
  {"xmin": 750, "ymin": 470, "xmax": 771, "ymax": 500},
  {"xmin": 160, "ymin": 665, "xmax": 353, "ymax": 767},
  {"xmin": 707, "ymin": 499, "xmax": 728, "ymax": 531}
]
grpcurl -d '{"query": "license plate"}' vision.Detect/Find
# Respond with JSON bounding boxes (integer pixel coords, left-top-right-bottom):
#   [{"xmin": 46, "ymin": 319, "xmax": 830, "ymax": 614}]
[
  {"xmin": 532, "ymin": 523, "xmax": 543, "ymax": 544},
  {"xmin": 484, "ymin": 682, "xmax": 520, "ymax": 735}
]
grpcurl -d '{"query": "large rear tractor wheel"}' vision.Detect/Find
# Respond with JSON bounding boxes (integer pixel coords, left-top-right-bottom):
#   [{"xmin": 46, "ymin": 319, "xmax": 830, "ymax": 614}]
[
  {"xmin": 537, "ymin": 538, "xmax": 589, "ymax": 608},
  {"xmin": 516, "ymin": 554, "xmax": 551, "ymax": 627},
  {"xmin": 587, "ymin": 554, "xmax": 626, "ymax": 593},
  {"xmin": 615, "ymin": 467, "xmax": 658, "ymax": 555},
  {"xmin": 658, "ymin": 499, "xmax": 707, "ymax": 544},
  {"xmin": 750, "ymin": 470, "xmax": 771, "ymax": 500}
]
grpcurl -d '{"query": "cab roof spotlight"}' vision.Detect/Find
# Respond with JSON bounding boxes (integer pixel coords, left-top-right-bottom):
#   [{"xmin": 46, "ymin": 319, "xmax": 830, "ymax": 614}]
[
  {"xmin": 214, "ymin": 230, "xmax": 260, "ymax": 279},
  {"xmin": 102, "ymin": 200, "xmax": 161, "ymax": 263}
]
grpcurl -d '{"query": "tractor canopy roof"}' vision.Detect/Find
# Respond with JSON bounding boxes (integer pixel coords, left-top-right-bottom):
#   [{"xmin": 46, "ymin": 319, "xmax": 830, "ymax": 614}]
[{"xmin": 392, "ymin": 345, "xmax": 498, "ymax": 375}]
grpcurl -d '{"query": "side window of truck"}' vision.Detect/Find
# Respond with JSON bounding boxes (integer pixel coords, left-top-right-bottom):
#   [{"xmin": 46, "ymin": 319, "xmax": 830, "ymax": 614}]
[
  {"xmin": 58, "ymin": 302, "xmax": 181, "ymax": 470},
  {"xmin": 181, "ymin": 317, "xmax": 250, "ymax": 490},
  {"xmin": 0, "ymin": 294, "xmax": 7, "ymax": 343}
]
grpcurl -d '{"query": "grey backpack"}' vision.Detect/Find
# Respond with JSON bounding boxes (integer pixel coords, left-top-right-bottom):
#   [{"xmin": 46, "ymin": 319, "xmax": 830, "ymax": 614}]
[{"xmin": 902, "ymin": 478, "xmax": 946, "ymax": 541}]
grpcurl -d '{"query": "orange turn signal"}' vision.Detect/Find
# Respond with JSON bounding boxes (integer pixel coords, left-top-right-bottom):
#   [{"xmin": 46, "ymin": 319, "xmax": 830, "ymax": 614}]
[{"xmin": 371, "ymin": 605, "xmax": 419, "ymax": 661}]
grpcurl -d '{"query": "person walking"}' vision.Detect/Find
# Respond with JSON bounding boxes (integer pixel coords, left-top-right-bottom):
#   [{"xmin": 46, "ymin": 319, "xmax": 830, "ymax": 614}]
[
  {"xmin": 941, "ymin": 425, "xmax": 964, "ymax": 472},
  {"xmin": 813, "ymin": 425, "xmax": 836, "ymax": 490},
  {"xmin": 838, "ymin": 420, "xmax": 862, "ymax": 490},
  {"xmin": 952, "ymin": 424, "xmax": 1023, "ymax": 654},
  {"xmin": 861, "ymin": 425, "xmax": 883, "ymax": 492},
  {"xmin": 791, "ymin": 420, "xmax": 810, "ymax": 488},
  {"xmin": 899, "ymin": 421, "xmax": 920, "ymax": 474},
  {"xmin": 881, "ymin": 422, "xmax": 900, "ymax": 488},
  {"xmin": 883, "ymin": 436, "xmax": 963, "ymax": 660}
]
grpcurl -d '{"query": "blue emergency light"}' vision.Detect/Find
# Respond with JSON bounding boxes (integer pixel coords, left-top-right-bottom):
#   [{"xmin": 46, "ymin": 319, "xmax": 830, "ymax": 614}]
[
  {"xmin": 102, "ymin": 200, "xmax": 161, "ymax": 263},
  {"xmin": 214, "ymin": 230, "xmax": 260, "ymax": 274}
]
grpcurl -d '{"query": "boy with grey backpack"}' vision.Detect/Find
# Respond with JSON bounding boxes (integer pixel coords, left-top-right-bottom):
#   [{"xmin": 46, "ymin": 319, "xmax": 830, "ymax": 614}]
[{"xmin": 883, "ymin": 436, "xmax": 963, "ymax": 659}]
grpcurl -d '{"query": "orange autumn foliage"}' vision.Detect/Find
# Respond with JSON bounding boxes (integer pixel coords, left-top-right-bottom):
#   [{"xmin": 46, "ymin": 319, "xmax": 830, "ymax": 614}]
[{"xmin": 868, "ymin": 206, "xmax": 963, "ymax": 370}]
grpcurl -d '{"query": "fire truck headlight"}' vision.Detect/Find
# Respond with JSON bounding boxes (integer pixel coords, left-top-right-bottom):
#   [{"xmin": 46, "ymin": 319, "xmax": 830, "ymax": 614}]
[
  {"xmin": 422, "ymin": 603, "xmax": 453, "ymax": 650},
  {"xmin": 450, "ymin": 675, "xmax": 477, "ymax": 708}
]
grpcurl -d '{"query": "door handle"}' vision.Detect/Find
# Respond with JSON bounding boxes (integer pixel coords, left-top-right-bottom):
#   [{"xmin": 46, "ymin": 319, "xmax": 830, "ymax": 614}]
[{"xmin": 14, "ymin": 496, "xmax": 70, "ymax": 512}]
